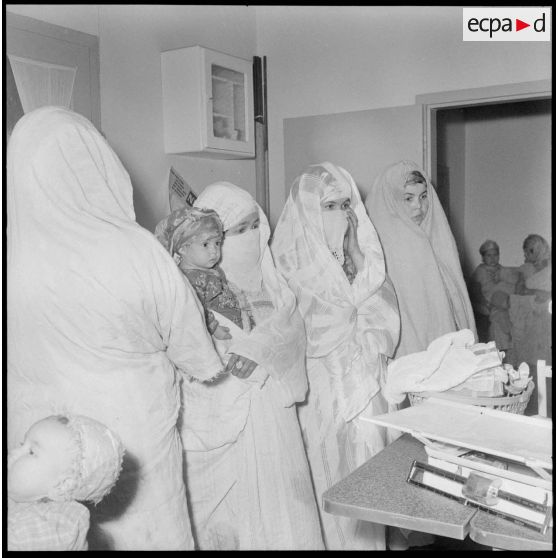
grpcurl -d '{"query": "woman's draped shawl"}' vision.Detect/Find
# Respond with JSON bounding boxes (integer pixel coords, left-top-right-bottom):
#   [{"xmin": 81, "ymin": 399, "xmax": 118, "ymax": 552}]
[
  {"xmin": 177, "ymin": 181, "xmax": 308, "ymax": 451},
  {"xmin": 271, "ymin": 162, "xmax": 401, "ymax": 422},
  {"xmin": 7, "ymin": 107, "xmax": 223, "ymax": 548},
  {"xmin": 509, "ymin": 262, "xmax": 552, "ymax": 365},
  {"xmin": 365, "ymin": 160, "xmax": 477, "ymax": 358}
]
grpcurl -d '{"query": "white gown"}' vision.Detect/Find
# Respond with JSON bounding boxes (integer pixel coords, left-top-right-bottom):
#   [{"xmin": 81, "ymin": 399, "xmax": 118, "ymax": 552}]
[{"xmin": 7, "ymin": 107, "xmax": 223, "ymax": 550}]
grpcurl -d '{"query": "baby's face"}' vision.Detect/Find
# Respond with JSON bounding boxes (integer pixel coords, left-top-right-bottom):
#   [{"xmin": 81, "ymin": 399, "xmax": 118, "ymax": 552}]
[
  {"xmin": 8, "ymin": 418, "xmax": 76, "ymax": 502},
  {"xmin": 482, "ymin": 248, "xmax": 499, "ymax": 267},
  {"xmin": 180, "ymin": 230, "xmax": 223, "ymax": 270}
]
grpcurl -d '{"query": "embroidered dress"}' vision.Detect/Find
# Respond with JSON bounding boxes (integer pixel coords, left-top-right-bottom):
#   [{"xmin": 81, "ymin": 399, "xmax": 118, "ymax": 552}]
[
  {"xmin": 7, "ymin": 107, "xmax": 223, "ymax": 550},
  {"xmin": 272, "ymin": 162, "xmax": 401, "ymax": 550},
  {"xmin": 183, "ymin": 266, "xmax": 244, "ymax": 329},
  {"xmin": 180, "ymin": 182, "xmax": 324, "ymax": 550},
  {"xmin": 8, "ymin": 500, "xmax": 90, "ymax": 551}
]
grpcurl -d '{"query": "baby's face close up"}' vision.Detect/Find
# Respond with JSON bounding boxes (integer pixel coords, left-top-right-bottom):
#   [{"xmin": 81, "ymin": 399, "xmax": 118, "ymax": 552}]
[
  {"xmin": 180, "ymin": 230, "xmax": 223, "ymax": 270},
  {"xmin": 8, "ymin": 417, "xmax": 76, "ymax": 503}
]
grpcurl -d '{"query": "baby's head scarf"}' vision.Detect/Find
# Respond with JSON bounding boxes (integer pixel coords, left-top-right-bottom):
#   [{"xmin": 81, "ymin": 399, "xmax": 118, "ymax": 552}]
[
  {"xmin": 49, "ymin": 415, "xmax": 124, "ymax": 505},
  {"xmin": 154, "ymin": 207, "xmax": 223, "ymax": 259}
]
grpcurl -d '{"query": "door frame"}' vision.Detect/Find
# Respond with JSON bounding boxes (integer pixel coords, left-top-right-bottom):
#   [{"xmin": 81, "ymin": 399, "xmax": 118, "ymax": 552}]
[
  {"xmin": 6, "ymin": 11, "xmax": 101, "ymax": 129},
  {"xmin": 416, "ymin": 79, "xmax": 552, "ymax": 181}
]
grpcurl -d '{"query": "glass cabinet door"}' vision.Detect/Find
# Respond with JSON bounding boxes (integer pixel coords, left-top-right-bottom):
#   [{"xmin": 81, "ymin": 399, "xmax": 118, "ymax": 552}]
[
  {"xmin": 211, "ymin": 64, "xmax": 246, "ymax": 141},
  {"xmin": 204, "ymin": 48, "xmax": 254, "ymax": 156}
]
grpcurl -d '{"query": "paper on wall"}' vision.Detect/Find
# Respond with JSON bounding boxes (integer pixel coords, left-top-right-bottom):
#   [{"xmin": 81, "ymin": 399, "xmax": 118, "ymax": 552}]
[{"xmin": 168, "ymin": 166, "xmax": 197, "ymax": 212}]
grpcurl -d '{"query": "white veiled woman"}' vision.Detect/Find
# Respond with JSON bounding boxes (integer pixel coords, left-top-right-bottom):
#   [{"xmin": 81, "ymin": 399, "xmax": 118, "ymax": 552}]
[
  {"xmin": 365, "ymin": 160, "xmax": 477, "ymax": 359},
  {"xmin": 271, "ymin": 162, "xmax": 401, "ymax": 550},
  {"xmin": 7, "ymin": 107, "xmax": 223, "ymax": 550},
  {"xmin": 173, "ymin": 181, "xmax": 324, "ymax": 550}
]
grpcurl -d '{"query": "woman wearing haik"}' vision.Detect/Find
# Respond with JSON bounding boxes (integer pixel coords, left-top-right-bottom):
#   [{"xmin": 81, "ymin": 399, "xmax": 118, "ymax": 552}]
[
  {"xmin": 470, "ymin": 239, "xmax": 518, "ymax": 353},
  {"xmin": 509, "ymin": 233, "xmax": 552, "ymax": 368},
  {"xmin": 272, "ymin": 162, "xmax": 401, "ymax": 550},
  {"xmin": 365, "ymin": 160, "xmax": 477, "ymax": 360},
  {"xmin": 157, "ymin": 182, "xmax": 324, "ymax": 550},
  {"xmin": 7, "ymin": 107, "xmax": 224, "ymax": 550}
]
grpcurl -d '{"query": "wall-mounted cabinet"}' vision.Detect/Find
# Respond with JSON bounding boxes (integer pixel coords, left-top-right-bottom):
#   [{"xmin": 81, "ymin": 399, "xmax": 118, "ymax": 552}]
[{"xmin": 161, "ymin": 45, "xmax": 254, "ymax": 159}]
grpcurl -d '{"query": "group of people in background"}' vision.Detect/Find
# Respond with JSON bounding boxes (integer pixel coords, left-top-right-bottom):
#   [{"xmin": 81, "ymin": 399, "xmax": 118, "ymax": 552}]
[
  {"xmin": 470, "ymin": 234, "xmax": 552, "ymax": 372},
  {"xmin": 7, "ymin": 106, "xmax": 551, "ymax": 551}
]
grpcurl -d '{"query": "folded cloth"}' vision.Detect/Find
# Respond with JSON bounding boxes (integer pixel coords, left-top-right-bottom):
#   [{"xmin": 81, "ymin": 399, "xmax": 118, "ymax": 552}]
[{"xmin": 383, "ymin": 329, "xmax": 481, "ymax": 404}]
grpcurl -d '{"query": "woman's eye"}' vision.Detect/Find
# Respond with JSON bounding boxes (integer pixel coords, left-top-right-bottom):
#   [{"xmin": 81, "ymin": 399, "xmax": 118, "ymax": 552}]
[
  {"xmin": 251, "ymin": 222, "xmax": 260, "ymax": 229},
  {"xmin": 202, "ymin": 243, "xmax": 208, "ymax": 248}
]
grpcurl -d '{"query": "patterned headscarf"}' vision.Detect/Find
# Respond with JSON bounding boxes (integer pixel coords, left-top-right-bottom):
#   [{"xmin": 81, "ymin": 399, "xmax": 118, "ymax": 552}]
[
  {"xmin": 154, "ymin": 207, "xmax": 223, "ymax": 258},
  {"xmin": 272, "ymin": 162, "xmax": 400, "ymax": 421},
  {"xmin": 48, "ymin": 415, "xmax": 124, "ymax": 505},
  {"xmin": 479, "ymin": 240, "xmax": 499, "ymax": 256},
  {"xmin": 273, "ymin": 162, "xmax": 387, "ymax": 300}
]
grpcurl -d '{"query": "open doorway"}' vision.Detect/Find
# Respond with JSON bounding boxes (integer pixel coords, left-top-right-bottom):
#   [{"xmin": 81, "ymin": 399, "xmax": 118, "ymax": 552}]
[
  {"xmin": 434, "ymin": 97, "xmax": 552, "ymax": 393},
  {"xmin": 435, "ymin": 98, "xmax": 552, "ymax": 277}
]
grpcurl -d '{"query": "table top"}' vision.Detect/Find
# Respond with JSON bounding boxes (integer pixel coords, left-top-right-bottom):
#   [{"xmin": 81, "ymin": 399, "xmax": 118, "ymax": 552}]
[
  {"xmin": 322, "ymin": 433, "xmax": 554, "ymax": 550},
  {"xmin": 322, "ymin": 433, "xmax": 476, "ymax": 540},
  {"xmin": 469, "ymin": 509, "xmax": 553, "ymax": 551}
]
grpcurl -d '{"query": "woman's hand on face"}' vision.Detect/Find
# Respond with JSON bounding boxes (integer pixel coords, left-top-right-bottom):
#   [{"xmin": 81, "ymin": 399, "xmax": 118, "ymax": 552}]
[
  {"xmin": 225, "ymin": 353, "xmax": 258, "ymax": 379},
  {"xmin": 344, "ymin": 208, "xmax": 364, "ymax": 271}
]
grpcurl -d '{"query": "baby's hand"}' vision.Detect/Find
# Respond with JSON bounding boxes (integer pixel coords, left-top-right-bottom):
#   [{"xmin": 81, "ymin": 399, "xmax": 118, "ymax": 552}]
[{"xmin": 213, "ymin": 324, "xmax": 232, "ymax": 340}]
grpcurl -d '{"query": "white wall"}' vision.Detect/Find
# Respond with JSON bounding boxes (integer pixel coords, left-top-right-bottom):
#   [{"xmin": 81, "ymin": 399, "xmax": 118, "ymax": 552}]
[
  {"xmin": 6, "ymin": 4, "xmax": 259, "ymax": 232},
  {"xmin": 6, "ymin": 4, "xmax": 100, "ymax": 35},
  {"xmin": 7, "ymin": 5, "xmax": 552, "ymax": 234},
  {"xmin": 463, "ymin": 104, "xmax": 552, "ymax": 274},
  {"xmin": 98, "ymin": 5, "xmax": 257, "ymax": 231},
  {"xmin": 255, "ymin": 6, "xmax": 552, "ymax": 226}
]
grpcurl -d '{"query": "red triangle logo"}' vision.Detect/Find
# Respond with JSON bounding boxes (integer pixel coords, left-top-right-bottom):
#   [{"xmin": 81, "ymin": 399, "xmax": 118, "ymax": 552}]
[{"xmin": 516, "ymin": 19, "xmax": 530, "ymax": 31}]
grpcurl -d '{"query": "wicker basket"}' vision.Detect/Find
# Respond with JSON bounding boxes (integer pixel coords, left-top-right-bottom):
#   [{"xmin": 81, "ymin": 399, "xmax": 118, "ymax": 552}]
[{"xmin": 408, "ymin": 379, "xmax": 534, "ymax": 415}]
